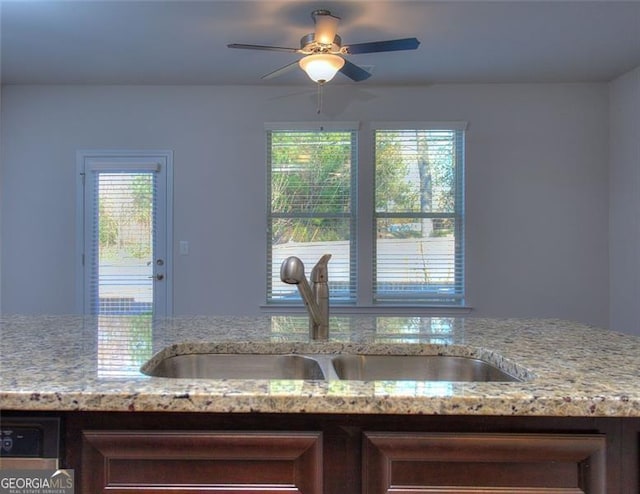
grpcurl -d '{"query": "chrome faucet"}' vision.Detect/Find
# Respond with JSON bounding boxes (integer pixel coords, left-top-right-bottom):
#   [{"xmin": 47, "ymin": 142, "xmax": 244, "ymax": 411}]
[{"xmin": 280, "ymin": 254, "xmax": 331, "ymax": 340}]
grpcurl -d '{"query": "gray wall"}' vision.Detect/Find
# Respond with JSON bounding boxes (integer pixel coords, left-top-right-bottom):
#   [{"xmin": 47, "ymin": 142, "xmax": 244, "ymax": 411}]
[
  {"xmin": 0, "ymin": 83, "xmax": 610, "ymax": 326},
  {"xmin": 610, "ymin": 66, "xmax": 640, "ymax": 336}
]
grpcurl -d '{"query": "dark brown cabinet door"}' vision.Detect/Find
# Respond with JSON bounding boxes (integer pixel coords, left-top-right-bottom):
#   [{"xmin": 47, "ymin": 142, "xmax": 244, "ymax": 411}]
[
  {"xmin": 81, "ymin": 430, "xmax": 322, "ymax": 494},
  {"xmin": 620, "ymin": 419, "xmax": 640, "ymax": 494},
  {"xmin": 363, "ymin": 432, "xmax": 606, "ymax": 494}
]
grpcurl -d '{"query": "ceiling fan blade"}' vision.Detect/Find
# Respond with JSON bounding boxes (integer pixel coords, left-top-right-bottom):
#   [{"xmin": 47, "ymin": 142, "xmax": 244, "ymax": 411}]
[
  {"xmin": 345, "ymin": 38, "xmax": 420, "ymax": 55},
  {"xmin": 339, "ymin": 60, "xmax": 372, "ymax": 82},
  {"xmin": 261, "ymin": 60, "xmax": 301, "ymax": 80},
  {"xmin": 227, "ymin": 43, "xmax": 299, "ymax": 53}
]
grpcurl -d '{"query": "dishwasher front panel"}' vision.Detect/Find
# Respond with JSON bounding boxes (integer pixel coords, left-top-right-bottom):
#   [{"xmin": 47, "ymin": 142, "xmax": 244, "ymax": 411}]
[{"xmin": 0, "ymin": 416, "xmax": 60, "ymax": 470}]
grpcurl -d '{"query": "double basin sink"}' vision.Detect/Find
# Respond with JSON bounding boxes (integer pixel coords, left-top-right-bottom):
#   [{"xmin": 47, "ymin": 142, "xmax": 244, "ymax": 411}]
[{"xmin": 142, "ymin": 352, "xmax": 522, "ymax": 382}]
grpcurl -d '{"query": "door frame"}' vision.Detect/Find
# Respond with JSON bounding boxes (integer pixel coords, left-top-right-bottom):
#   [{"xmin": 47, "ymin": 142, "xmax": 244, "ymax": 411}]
[{"xmin": 75, "ymin": 150, "xmax": 173, "ymax": 315}]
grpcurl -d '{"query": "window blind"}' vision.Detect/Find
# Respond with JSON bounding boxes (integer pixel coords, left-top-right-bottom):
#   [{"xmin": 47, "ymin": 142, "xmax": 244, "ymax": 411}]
[
  {"xmin": 373, "ymin": 128, "xmax": 465, "ymax": 305},
  {"xmin": 266, "ymin": 128, "xmax": 357, "ymax": 304},
  {"xmin": 88, "ymin": 170, "xmax": 158, "ymax": 315}
]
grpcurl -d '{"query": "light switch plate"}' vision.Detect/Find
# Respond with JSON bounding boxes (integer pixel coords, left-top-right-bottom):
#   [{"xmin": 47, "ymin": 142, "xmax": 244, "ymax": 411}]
[{"xmin": 179, "ymin": 241, "xmax": 189, "ymax": 255}]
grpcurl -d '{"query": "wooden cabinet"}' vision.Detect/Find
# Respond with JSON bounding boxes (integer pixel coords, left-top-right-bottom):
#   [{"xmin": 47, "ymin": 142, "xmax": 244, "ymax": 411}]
[
  {"xmin": 81, "ymin": 430, "xmax": 322, "ymax": 494},
  {"xmin": 620, "ymin": 419, "xmax": 640, "ymax": 494},
  {"xmin": 363, "ymin": 432, "xmax": 606, "ymax": 493},
  {"xmin": 61, "ymin": 412, "xmax": 638, "ymax": 494}
]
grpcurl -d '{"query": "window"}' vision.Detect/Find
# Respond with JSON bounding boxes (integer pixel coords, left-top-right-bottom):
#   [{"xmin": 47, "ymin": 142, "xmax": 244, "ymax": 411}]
[
  {"xmin": 267, "ymin": 124, "xmax": 357, "ymax": 304},
  {"xmin": 266, "ymin": 122, "xmax": 465, "ymax": 307},
  {"xmin": 374, "ymin": 126, "xmax": 465, "ymax": 305}
]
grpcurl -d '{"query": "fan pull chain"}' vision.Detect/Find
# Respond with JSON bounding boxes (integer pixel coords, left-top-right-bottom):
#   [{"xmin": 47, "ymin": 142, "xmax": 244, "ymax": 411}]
[{"xmin": 316, "ymin": 83, "xmax": 323, "ymax": 115}]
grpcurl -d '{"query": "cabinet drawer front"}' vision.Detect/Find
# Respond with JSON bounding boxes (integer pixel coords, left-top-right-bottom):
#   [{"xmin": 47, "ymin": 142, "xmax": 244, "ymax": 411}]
[
  {"xmin": 81, "ymin": 430, "xmax": 322, "ymax": 494},
  {"xmin": 363, "ymin": 432, "xmax": 606, "ymax": 494}
]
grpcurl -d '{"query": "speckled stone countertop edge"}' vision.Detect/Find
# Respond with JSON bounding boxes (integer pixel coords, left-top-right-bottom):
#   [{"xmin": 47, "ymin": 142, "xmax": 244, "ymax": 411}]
[{"xmin": 1, "ymin": 315, "xmax": 640, "ymax": 417}]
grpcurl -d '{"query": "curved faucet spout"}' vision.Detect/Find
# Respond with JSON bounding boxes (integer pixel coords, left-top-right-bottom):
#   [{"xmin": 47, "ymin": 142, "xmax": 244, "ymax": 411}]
[{"xmin": 280, "ymin": 255, "xmax": 331, "ymax": 340}]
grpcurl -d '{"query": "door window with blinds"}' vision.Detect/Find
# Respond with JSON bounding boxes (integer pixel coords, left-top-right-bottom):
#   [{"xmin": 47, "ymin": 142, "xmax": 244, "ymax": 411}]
[
  {"xmin": 266, "ymin": 125, "xmax": 357, "ymax": 303},
  {"xmin": 374, "ymin": 125, "xmax": 465, "ymax": 305},
  {"xmin": 77, "ymin": 151, "xmax": 172, "ymax": 316}
]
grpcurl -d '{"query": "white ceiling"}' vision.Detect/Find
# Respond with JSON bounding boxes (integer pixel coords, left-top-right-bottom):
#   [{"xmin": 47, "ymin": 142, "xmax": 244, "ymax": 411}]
[{"xmin": 1, "ymin": 0, "xmax": 639, "ymax": 86}]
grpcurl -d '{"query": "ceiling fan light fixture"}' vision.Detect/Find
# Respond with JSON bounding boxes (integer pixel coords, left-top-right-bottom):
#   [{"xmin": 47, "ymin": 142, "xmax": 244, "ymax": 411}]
[{"xmin": 299, "ymin": 53, "xmax": 345, "ymax": 83}]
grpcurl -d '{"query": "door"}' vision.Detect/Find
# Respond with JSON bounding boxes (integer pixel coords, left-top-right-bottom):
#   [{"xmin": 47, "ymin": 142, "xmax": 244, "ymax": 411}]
[{"xmin": 77, "ymin": 151, "xmax": 173, "ymax": 316}]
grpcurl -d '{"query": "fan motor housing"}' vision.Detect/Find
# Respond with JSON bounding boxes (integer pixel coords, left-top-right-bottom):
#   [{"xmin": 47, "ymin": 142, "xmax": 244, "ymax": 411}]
[{"xmin": 299, "ymin": 33, "xmax": 343, "ymax": 54}]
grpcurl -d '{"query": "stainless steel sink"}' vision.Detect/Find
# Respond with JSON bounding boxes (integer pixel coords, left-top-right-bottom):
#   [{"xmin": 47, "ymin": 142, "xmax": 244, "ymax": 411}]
[
  {"xmin": 143, "ymin": 354, "xmax": 325, "ymax": 380},
  {"xmin": 143, "ymin": 352, "xmax": 522, "ymax": 382},
  {"xmin": 330, "ymin": 355, "xmax": 520, "ymax": 382}
]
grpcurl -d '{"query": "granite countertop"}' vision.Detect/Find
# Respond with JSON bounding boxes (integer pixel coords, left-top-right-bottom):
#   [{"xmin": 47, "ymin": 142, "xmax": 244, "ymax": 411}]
[{"xmin": 1, "ymin": 315, "xmax": 639, "ymax": 417}]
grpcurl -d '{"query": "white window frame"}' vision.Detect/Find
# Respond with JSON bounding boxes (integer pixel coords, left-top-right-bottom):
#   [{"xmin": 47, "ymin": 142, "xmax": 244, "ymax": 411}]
[
  {"xmin": 265, "ymin": 122, "xmax": 359, "ymax": 305},
  {"xmin": 371, "ymin": 122, "xmax": 467, "ymax": 307},
  {"xmin": 265, "ymin": 122, "xmax": 468, "ymax": 312}
]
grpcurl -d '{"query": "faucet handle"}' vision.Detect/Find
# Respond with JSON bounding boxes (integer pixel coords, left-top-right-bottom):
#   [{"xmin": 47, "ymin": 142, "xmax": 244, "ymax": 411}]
[{"xmin": 310, "ymin": 254, "xmax": 332, "ymax": 283}]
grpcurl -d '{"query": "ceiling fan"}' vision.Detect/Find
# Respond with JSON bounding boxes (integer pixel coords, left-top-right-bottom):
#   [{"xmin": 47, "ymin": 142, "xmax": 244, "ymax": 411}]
[{"xmin": 227, "ymin": 9, "xmax": 420, "ymax": 84}]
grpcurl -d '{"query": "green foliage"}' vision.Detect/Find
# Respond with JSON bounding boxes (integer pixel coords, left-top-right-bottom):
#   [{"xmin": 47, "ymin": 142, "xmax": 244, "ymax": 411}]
[
  {"xmin": 99, "ymin": 202, "xmax": 118, "ymax": 247},
  {"xmin": 416, "ymin": 131, "xmax": 456, "ymax": 213},
  {"xmin": 375, "ymin": 135, "xmax": 418, "ymax": 213},
  {"xmin": 271, "ymin": 131, "xmax": 352, "ymax": 243},
  {"xmin": 269, "ymin": 129, "xmax": 458, "ymax": 243},
  {"xmin": 131, "ymin": 175, "xmax": 153, "ymax": 225},
  {"xmin": 98, "ymin": 173, "xmax": 154, "ymax": 261},
  {"xmin": 376, "ymin": 130, "xmax": 458, "ymax": 238}
]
